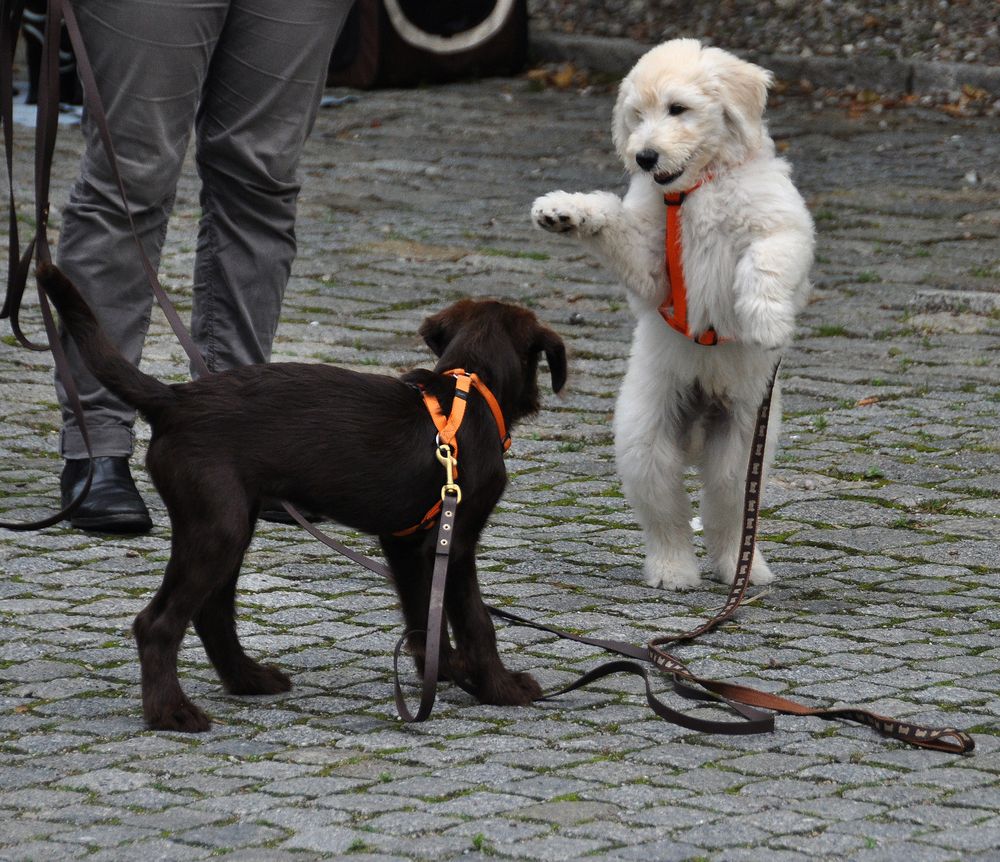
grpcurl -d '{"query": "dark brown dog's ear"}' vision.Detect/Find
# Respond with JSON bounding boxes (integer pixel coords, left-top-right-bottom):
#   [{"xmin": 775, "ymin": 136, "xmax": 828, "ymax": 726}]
[
  {"xmin": 536, "ymin": 327, "xmax": 567, "ymax": 393},
  {"xmin": 419, "ymin": 313, "xmax": 450, "ymax": 357},
  {"xmin": 421, "ymin": 300, "xmax": 477, "ymax": 357}
]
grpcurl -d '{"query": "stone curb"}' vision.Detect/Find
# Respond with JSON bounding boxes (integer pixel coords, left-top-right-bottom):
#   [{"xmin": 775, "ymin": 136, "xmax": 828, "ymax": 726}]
[{"xmin": 529, "ymin": 30, "xmax": 1000, "ymax": 95}]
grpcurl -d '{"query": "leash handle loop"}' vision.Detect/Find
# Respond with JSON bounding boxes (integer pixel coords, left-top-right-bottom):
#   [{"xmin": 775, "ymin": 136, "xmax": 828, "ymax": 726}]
[{"xmin": 0, "ymin": 0, "xmax": 100, "ymax": 530}]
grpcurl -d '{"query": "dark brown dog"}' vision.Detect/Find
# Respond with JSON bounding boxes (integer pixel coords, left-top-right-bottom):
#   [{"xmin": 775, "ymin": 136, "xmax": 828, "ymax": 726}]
[{"xmin": 37, "ymin": 263, "xmax": 566, "ymax": 732}]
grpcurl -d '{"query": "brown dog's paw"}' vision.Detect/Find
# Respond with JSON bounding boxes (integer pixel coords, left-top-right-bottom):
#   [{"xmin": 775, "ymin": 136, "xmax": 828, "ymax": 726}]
[
  {"xmin": 225, "ymin": 662, "xmax": 292, "ymax": 696},
  {"xmin": 146, "ymin": 696, "xmax": 212, "ymax": 733},
  {"xmin": 482, "ymin": 670, "xmax": 543, "ymax": 706}
]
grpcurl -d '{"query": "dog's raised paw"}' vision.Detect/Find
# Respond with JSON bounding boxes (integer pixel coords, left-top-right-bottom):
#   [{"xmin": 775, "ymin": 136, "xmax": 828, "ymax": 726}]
[
  {"xmin": 734, "ymin": 294, "xmax": 796, "ymax": 350},
  {"xmin": 532, "ymin": 192, "xmax": 588, "ymax": 234}
]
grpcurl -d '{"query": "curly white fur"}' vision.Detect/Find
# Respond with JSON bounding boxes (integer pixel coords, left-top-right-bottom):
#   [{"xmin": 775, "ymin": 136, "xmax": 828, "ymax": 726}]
[{"xmin": 532, "ymin": 39, "xmax": 814, "ymax": 589}]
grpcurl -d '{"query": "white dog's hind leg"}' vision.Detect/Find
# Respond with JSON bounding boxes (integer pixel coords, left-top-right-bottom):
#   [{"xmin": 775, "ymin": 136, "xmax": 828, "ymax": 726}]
[
  {"xmin": 624, "ymin": 455, "xmax": 701, "ymax": 590},
  {"xmin": 699, "ymin": 395, "xmax": 780, "ymax": 586},
  {"xmin": 615, "ymin": 396, "xmax": 701, "ymax": 590}
]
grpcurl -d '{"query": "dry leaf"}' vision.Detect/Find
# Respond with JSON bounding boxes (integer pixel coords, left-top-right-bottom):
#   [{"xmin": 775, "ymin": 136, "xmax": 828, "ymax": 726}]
[{"xmin": 551, "ymin": 63, "xmax": 577, "ymax": 90}]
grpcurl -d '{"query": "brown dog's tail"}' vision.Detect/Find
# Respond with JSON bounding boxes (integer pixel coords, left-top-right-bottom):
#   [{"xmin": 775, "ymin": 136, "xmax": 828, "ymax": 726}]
[{"xmin": 36, "ymin": 263, "xmax": 176, "ymax": 419}]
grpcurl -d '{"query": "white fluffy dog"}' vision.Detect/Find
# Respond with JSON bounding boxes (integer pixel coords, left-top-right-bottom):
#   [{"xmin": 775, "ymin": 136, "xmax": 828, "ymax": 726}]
[{"xmin": 532, "ymin": 39, "xmax": 814, "ymax": 590}]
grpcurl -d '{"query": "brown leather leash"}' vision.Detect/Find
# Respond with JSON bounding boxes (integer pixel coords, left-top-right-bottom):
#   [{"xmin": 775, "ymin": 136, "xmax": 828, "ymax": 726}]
[
  {"xmin": 485, "ymin": 364, "xmax": 974, "ymax": 753},
  {"xmin": 382, "ymin": 367, "xmax": 974, "ymax": 752},
  {"xmin": 1, "ymin": 0, "xmax": 100, "ymax": 530},
  {"xmin": 392, "ymin": 495, "xmax": 458, "ymax": 722},
  {"xmin": 1, "ymin": 4, "xmax": 975, "ymax": 754}
]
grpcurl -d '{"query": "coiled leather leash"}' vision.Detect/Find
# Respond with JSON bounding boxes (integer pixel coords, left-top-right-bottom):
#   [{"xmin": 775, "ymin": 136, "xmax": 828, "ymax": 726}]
[
  {"xmin": 486, "ymin": 363, "xmax": 973, "ymax": 753},
  {"xmin": 375, "ymin": 367, "xmax": 974, "ymax": 752}
]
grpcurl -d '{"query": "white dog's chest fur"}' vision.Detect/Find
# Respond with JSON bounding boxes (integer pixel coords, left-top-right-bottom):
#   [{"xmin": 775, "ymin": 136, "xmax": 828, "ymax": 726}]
[{"xmin": 621, "ymin": 149, "xmax": 810, "ymax": 348}]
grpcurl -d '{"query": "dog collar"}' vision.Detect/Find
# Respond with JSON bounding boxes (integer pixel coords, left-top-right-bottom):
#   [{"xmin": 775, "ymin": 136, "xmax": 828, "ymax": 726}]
[
  {"xmin": 393, "ymin": 369, "xmax": 510, "ymax": 537},
  {"xmin": 660, "ymin": 178, "xmax": 728, "ymax": 346}
]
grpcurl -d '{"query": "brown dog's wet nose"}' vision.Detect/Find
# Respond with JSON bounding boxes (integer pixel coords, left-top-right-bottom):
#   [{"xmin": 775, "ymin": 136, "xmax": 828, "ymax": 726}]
[{"xmin": 635, "ymin": 149, "xmax": 658, "ymax": 170}]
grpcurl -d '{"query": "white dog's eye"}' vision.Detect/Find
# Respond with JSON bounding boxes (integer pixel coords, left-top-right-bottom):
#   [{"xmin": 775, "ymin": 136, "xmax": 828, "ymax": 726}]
[{"xmin": 668, "ymin": 104, "xmax": 688, "ymax": 116}]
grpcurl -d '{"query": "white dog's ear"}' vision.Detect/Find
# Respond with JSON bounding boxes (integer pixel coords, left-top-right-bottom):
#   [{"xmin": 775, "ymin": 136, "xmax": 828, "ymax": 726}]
[
  {"xmin": 611, "ymin": 78, "xmax": 634, "ymax": 165},
  {"xmin": 611, "ymin": 78, "xmax": 630, "ymax": 161},
  {"xmin": 706, "ymin": 49, "xmax": 773, "ymax": 159}
]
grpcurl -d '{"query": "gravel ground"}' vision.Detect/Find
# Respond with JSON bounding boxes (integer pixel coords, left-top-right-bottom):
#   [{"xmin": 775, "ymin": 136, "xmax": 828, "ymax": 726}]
[{"xmin": 527, "ymin": 0, "xmax": 1000, "ymax": 66}]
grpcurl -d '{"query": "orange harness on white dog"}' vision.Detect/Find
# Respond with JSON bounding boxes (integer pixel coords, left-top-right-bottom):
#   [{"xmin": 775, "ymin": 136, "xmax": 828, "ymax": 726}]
[{"xmin": 660, "ymin": 180, "xmax": 728, "ymax": 346}]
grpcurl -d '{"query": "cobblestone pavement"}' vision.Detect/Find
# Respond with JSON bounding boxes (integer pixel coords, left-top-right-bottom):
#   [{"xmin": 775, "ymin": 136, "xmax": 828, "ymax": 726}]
[{"xmin": 1, "ymin": 79, "xmax": 998, "ymax": 861}]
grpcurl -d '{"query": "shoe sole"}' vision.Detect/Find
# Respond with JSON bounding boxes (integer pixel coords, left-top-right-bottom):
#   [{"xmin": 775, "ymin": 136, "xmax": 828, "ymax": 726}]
[{"xmin": 69, "ymin": 513, "xmax": 153, "ymax": 534}]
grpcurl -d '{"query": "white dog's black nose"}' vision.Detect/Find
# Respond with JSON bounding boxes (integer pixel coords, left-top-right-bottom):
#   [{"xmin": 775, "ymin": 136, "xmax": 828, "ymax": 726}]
[{"xmin": 635, "ymin": 149, "xmax": 659, "ymax": 171}]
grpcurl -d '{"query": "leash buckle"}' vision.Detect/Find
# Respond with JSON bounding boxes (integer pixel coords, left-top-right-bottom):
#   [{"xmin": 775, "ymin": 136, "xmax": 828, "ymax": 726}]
[
  {"xmin": 440, "ymin": 483, "xmax": 462, "ymax": 504},
  {"xmin": 435, "ymin": 441, "xmax": 456, "ymax": 482},
  {"xmin": 435, "ymin": 441, "xmax": 461, "ymax": 504}
]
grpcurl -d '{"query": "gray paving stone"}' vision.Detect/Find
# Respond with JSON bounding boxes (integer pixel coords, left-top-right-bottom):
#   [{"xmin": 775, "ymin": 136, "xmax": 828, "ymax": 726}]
[
  {"xmin": 83, "ymin": 839, "xmax": 214, "ymax": 861},
  {"xmin": 57, "ymin": 768, "xmax": 156, "ymax": 794},
  {"xmin": 845, "ymin": 842, "xmax": 960, "ymax": 862},
  {"xmin": 673, "ymin": 820, "xmax": 771, "ymax": 849},
  {"xmin": 431, "ymin": 790, "xmax": 533, "ymax": 817},
  {"xmin": 279, "ymin": 825, "xmax": 370, "ymax": 854},
  {"xmin": 360, "ymin": 832, "xmax": 478, "ymax": 858},
  {"xmin": 118, "ymin": 807, "xmax": 225, "ymax": 833},
  {"xmin": 442, "ymin": 817, "xmax": 551, "ymax": 845},
  {"xmin": 0, "ymin": 841, "xmax": 92, "ymax": 861},
  {"xmin": 601, "ymin": 841, "xmax": 715, "ymax": 861},
  {"xmin": 176, "ymin": 822, "xmax": 289, "ymax": 850},
  {"xmin": 626, "ymin": 803, "xmax": 721, "ymax": 829},
  {"xmin": 769, "ymin": 829, "xmax": 869, "ymax": 857},
  {"xmin": 515, "ymin": 799, "xmax": 620, "ymax": 826},
  {"xmin": 503, "ymin": 834, "xmax": 612, "ymax": 860}
]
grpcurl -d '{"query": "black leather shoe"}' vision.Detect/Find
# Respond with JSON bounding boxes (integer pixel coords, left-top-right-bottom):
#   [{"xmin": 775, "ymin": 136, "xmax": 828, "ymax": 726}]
[{"xmin": 60, "ymin": 457, "xmax": 153, "ymax": 534}]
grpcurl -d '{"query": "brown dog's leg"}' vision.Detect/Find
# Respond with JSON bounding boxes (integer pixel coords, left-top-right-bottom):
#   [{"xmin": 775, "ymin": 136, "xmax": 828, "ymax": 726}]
[
  {"xmin": 193, "ymin": 564, "xmax": 292, "ymax": 697},
  {"xmin": 443, "ymin": 549, "xmax": 541, "ymax": 706},
  {"xmin": 133, "ymin": 550, "xmax": 214, "ymax": 733},
  {"xmin": 133, "ymin": 481, "xmax": 257, "ymax": 732}
]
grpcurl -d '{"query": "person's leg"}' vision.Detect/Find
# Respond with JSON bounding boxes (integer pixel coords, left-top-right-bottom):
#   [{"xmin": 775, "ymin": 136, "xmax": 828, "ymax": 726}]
[
  {"xmin": 190, "ymin": 0, "xmax": 351, "ymax": 372},
  {"xmin": 56, "ymin": 0, "xmax": 229, "ymax": 456},
  {"xmin": 54, "ymin": 0, "xmax": 228, "ymax": 530}
]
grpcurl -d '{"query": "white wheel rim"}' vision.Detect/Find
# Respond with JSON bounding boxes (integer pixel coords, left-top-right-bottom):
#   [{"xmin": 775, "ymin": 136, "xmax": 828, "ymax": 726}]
[{"xmin": 383, "ymin": 0, "xmax": 516, "ymax": 55}]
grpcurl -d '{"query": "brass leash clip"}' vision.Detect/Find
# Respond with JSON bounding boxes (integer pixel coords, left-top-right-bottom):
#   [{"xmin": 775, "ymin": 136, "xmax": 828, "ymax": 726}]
[{"xmin": 435, "ymin": 441, "xmax": 461, "ymax": 503}]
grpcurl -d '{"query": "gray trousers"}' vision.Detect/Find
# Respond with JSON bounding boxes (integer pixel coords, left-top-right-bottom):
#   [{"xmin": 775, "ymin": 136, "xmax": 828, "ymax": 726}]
[{"xmin": 56, "ymin": 0, "xmax": 352, "ymax": 458}]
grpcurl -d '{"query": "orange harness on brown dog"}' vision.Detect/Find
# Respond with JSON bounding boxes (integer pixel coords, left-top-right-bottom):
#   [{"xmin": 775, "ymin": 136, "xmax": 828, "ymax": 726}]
[
  {"xmin": 659, "ymin": 180, "xmax": 729, "ymax": 346},
  {"xmin": 393, "ymin": 369, "xmax": 510, "ymax": 536}
]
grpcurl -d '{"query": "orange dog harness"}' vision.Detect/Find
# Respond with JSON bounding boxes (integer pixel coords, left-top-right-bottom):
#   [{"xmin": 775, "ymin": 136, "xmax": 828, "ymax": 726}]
[
  {"xmin": 393, "ymin": 369, "xmax": 510, "ymax": 536},
  {"xmin": 659, "ymin": 180, "xmax": 728, "ymax": 346}
]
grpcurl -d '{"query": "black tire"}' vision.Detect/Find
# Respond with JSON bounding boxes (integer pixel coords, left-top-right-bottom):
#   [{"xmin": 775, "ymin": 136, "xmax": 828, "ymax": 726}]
[{"xmin": 328, "ymin": 0, "xmax": 528, "ymax": 89}]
